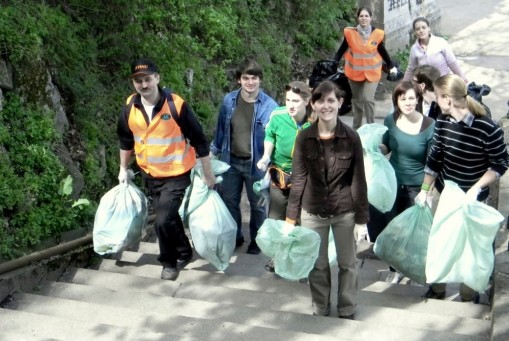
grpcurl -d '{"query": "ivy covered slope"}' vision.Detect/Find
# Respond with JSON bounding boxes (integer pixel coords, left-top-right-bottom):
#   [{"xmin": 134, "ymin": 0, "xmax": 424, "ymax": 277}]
[{"xmin": 0, "ymin": 0, "xmax": 355, "ymax": 260}]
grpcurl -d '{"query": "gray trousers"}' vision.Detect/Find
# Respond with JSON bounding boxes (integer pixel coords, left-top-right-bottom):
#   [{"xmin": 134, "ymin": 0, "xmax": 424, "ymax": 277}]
[
  {"xmin": 348, "ymin": 80, "xmax": 379, "ymax": 130},
  {"xmin": 301, "ymin": 209, "xmax": 358, "ymax": 316}
]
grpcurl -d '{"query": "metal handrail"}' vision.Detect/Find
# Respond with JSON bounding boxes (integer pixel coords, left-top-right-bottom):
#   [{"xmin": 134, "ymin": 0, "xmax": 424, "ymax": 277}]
[{"xmin": 0, "ymin": 235, "xmax": 93, "ymax": 275}]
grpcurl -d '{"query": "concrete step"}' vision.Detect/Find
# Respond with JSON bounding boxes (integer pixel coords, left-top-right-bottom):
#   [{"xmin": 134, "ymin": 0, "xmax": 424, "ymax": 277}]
[
  {"xmin": 31, "ymin": 281, "xmax": 486, "ymax": 340},
  {"xmin": 6, "ymin": 292, "xmax": 340, "ymax": 341},
  {"xmin": 0, "ymin": 307, "xmax": 186, "ymax": 341},
  {"xmin": 96, "ymin": 258, "xmax": 310, "ymax": 295},
  {"xmin": 65, "ymin": 267, "xmax": 489, "ymax": 320}
]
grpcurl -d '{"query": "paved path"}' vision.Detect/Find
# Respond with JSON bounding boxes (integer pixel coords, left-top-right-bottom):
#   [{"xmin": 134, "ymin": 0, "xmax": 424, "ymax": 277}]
[{"xmin": 436, "ymin": 0, "xmax": 509, "ymax": 122}]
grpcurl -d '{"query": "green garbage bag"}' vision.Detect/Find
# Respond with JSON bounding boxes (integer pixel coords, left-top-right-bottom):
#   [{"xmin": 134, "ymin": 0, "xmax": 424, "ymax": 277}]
[
  {"xmin": 374, "ymin": 204, "xmax": 433, "ymax": 284},
  {"xmin": 179, "ymin": 159, "xmax": 236, "ymax": 271},
  {"xmin": 93, "ymin": 182, "xmax": 148, "ymax": 255},
  {"xmin": 426, "ymin": 180, "xmax": 504, "ymax": 292},
  {"xmin": 256, "ymin": 218, "xmax": 320, "ymax": 281},
  {"xmin": 357, "ymin": 123, "xmax": 397, "ymax": 213}
]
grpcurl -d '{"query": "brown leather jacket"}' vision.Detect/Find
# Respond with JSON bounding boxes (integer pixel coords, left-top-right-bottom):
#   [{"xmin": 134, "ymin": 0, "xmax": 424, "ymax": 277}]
[{"xmin": 286, "ymin": 118, "xmax": 369, "ymax": 224}]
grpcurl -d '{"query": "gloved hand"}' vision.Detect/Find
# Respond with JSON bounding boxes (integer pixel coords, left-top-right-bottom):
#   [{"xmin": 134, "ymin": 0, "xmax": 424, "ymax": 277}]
[
  {"xmin": 209, "ymin": 151, "xmax": 218, "ymax": 160},
  {"xmin": 390, "ymin": 66, "xmax": 398, "ymax": 75},
  {"xmin": 118, "ymin": 167, "xmax": 128, "ymax": 184},
  {"xmin": 256, "ymin": 155, "xmax": 271, "ymax": 172},
  {"xmin": 465, "ymin": 186, "xmax": 481, "ymax": 203},
  {"xmin": 282, "ymin": 221, "xmax": 295, "ymax": 236},
  {"xmin": 355, "ymin": 224, "xmax": 369, "ymax": 243},
  {"xmin": 414, "ymin": 189, "xmax": 429, "ymax": 207}
]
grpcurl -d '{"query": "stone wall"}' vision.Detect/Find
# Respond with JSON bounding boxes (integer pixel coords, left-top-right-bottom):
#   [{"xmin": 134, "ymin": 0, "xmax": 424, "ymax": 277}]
[{"xmin": 358, "ymin": 0, "xmax": 442, "ymax": 55}]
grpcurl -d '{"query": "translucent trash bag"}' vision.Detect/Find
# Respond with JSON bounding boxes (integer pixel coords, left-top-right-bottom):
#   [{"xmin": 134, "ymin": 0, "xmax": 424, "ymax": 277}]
[
  {"xmin": 426, "ymin": 180, "xmax": 503, "ymax": 292},
  {"xmin": 93, "ymin": 182, "xmax": 148, "ymax": 255},
  {"xmin": 256, "ymin": 218, "xmax": 320, "ymax": 281},
  {"xmin": 357, "ymin": 124, "xmax": 397, "ymax": 213},
  {"xmin": 374, "ymin": 204, "xmax": 433, "ymax": 285},
  {"xmin": 179, "ymin": 159, "xmax": 236, "ymax": 271}
]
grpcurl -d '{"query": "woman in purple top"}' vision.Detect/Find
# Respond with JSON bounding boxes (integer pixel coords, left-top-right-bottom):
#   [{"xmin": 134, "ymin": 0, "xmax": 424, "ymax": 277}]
[{"xmin": 403, "ymin": 17, "xmax": 468, "ymax": 84}]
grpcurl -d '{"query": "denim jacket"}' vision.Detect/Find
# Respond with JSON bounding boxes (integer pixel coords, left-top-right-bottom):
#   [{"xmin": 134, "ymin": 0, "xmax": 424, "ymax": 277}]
[{"xmin": 211, "ymin": 88, "xmax": 278, "ymax": 178}]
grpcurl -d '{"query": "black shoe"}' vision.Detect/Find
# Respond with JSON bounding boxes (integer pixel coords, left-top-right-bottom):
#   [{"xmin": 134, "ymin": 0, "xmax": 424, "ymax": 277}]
[
  {"xmin": 265, "ymin": 259, "xmax": 275, "ymax": 272},
  {"xmin": 235, "ymin": 236, "xmax": 245, "ymax": 249},
  {"xmin": 161, "ymin": 266, "xmax": 179, "ymax": 281},
  {"xmin": 176, "ymin": 255, "xmax": 193, "ymax": 269},
  {"xmin": 461, "ymin": 292, "xmax": 480, "ymax": 303},
  {"xmin": 423, "ymin": 287, "xmax": 445, "ymax": 300},
  {"xmin": 339, "ymin": 314, "xmax": 355, "ymax": 320},
  {"xmin": 246, "ymin": 241, "xmax": 261, "ymax": 255}
]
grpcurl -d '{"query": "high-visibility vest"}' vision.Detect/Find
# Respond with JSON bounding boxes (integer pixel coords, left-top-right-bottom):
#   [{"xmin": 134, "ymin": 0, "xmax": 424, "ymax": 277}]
[
  {"xmin": 344, "ymin": 27, "xmax": 384, "ymax": 82},
  {"xmin": 126, "ymin": 93, "xmax": 196, "ymax": 177}
]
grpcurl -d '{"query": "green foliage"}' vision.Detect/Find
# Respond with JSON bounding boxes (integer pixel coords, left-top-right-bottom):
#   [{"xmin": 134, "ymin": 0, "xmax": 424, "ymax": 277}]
[
  {"xmin": 0, "ymin": 0, "xmax": 356, "ymax": 259},
  {"xmin": 0, "ymin": 94, "xmax": 94, "ymax": 259},
  {"xmin": 394, "ymin": 47, "xmax": 411, "ymax": 73}
]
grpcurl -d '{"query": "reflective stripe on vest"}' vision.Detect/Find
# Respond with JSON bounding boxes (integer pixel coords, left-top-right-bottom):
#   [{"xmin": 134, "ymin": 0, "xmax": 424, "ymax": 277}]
[
  {"xmin": 126, "ymin": 94, "xmax": 196, "ymax": 177},
  {"xmin": 343, "ymin": 28, "xmax": 384, "ymax": 82}
]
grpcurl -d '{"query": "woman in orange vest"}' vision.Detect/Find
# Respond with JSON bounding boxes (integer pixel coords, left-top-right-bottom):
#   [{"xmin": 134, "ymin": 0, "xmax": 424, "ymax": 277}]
[{"xmin": 334, "ymin": 7, "xmax": 397, "ymax": 130}]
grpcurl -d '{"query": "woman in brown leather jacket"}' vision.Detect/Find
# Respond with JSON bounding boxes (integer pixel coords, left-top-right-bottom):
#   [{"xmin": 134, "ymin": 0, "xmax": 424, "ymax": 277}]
[{"xmin": 284, "ymin": 81, "xmax": 369, "ymax": 319}]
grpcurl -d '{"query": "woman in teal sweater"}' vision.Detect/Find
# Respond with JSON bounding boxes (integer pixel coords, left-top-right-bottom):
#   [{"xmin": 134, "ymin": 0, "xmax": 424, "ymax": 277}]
[
  {"xmin": 257, "ymin": 81, "xmax": 313, "ymax": 272},
  {"xmin": 376, "ymin": 80, "xmax": 435, "ymax": 283}
]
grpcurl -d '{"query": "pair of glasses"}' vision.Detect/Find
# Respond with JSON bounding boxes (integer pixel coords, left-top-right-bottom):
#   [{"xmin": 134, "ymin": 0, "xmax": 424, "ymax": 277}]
[{"xmin": 285, "ymin": 85, "xmax": 302, "ymax": 93}]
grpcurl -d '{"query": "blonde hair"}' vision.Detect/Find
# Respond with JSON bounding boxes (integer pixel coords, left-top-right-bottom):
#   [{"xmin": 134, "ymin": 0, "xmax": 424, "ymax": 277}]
[{"xmin": 433, "ymin": 74, "xmax": 487, "ymax": 116}]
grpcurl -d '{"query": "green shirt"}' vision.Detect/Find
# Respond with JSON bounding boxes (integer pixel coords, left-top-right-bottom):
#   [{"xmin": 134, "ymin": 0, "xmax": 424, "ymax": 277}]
[{"xmin": 264, "ymin": 106, "xmax": 311, "ymax": 173}]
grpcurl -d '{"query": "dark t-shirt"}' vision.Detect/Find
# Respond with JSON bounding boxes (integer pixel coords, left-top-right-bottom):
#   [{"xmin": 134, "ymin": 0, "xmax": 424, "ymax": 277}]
[{"xmin": 231, "ymin": 95, "xmax": 254, "ymax": 158}]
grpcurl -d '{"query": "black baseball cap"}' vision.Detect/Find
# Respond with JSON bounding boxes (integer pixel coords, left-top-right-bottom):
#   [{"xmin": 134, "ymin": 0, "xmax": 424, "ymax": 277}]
[{"xmin": 130, "ymin": 58, "xmax": 159, "ymax": 77}]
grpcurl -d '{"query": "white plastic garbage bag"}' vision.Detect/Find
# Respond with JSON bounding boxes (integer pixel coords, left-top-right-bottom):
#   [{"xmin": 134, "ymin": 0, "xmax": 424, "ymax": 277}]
[
  {"xmin": 93, "ymin": 182, "xmax": 148, "ymax": 255},
  {"xmin": 357, "ymin": 124, "xmax": 397, "ymax": 213},
  {"xmin": 179, "ymin": 159, "xmax": 236, "ymax": 271},
  {"xmin": 426, "ymin": 180, "xmax": 503, "ymax": 292}
]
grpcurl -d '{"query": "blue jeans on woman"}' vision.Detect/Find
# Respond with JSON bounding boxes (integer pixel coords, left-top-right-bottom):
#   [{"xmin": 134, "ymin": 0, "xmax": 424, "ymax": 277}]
[{"xmin": 219, "ymin": 155, "xmax": 266, "ymax": 244}]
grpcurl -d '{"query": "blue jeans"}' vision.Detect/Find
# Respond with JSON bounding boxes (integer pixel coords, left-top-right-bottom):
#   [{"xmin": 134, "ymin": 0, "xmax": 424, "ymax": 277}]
[{"xmin": 219, "ymin": 155, "xmax": 266, "ymax": 242}]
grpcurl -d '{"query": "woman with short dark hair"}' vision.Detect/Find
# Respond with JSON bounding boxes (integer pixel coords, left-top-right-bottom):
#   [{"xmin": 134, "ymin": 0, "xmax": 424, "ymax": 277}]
[{"xmin": 284, "ymin": 81, "xmax": 368, "ymax": 319}]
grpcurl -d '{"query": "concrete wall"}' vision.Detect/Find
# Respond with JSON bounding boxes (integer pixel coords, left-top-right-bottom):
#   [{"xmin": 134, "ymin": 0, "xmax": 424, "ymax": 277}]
[{"xmin": 358, "ymin": 0, "xmax": 441, "ymax": 55}]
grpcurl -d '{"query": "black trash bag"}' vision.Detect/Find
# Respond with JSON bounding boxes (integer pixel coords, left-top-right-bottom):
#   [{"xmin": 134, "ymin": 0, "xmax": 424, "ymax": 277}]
[
  {"xmin": 309, "ymin": 60, "xmax": 338, "ymax": 89},
  {"xmin": 382, "ymin": 61, "xmax": 404, "ymax": 82},
  {"xmin": 467, "ymin": 82, "xmax": 492, "ymax": 117},
  {"xmin": 328, "ymin": 71, "xmax": 352, "ymax": 116},
  {"xmin": 309, "ymin": 60, "xmax": 352, "ymax": 116}
]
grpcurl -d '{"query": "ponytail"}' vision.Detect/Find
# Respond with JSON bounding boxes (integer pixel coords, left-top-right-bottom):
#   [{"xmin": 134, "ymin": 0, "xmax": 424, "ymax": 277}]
[{"xmin": 466, "ymin": 96, "xmax": 487, "ymax": 117}]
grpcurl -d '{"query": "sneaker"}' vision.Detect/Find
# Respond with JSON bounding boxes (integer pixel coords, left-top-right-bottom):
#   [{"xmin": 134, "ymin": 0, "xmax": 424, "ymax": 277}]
[
  {"xmin": 264, "ymin": 259, "xmax": 275, "ymax": 272},
  {"xmin": 339, "ymin": 314, "xmax": 355, "ymax": 320},
  {"xmin": 235, "ymin": 236, "xmax": 245, "ymax": 249},
  {"xmin": 423, "ymin": 287, "xmax": 445, "ymax": 300},
  {"xmin": 312, "ymin": 304, "xmax": 330, "ymax": 316},
  {"xmin": 385, "ymin": 271, "xmax": 403, "ymax": 284},
  {"xmin": 176, "ymin": 255, "xmax": 193, "ymax": 269},
  {"xmin": 461, "ymin": 292, "xmax": 480, "ymax": 303},
  {"xmin": 246, "ymin": 241, "xmax": 261, "ymax": 255},
  {"xmin": 161, "ymin": 266, "xmax": 179, "ymax": 281}
]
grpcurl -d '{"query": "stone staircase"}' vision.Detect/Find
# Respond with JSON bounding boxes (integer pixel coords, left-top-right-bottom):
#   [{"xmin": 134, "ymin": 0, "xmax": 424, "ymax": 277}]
[{"xmin": 0, "ymin": 239, "xmax": 492, "ymax": 340}]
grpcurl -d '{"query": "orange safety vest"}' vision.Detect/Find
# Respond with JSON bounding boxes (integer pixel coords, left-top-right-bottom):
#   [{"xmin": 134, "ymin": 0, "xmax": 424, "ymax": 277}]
[
  {"xmin": 343, "ymin": 27, "xmax": 384, "ymax": 82},
  {"xmin": 126, "ymin": 93, "xmax": 196, "ymax": 177}
]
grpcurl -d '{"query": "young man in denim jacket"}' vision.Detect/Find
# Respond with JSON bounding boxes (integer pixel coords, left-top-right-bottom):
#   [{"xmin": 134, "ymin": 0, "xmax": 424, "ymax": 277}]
[{"xmin": 210, "ymin": 57, "xmax": 278, "ymax": 254}]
